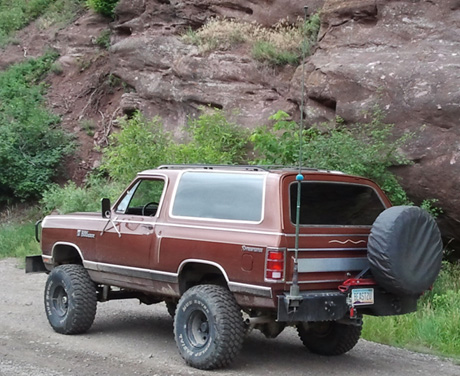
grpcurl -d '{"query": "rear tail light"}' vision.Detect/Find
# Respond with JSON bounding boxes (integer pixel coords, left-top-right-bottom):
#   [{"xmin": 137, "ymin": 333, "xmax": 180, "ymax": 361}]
[{"xmin": 265, "ymin": 248, "xmax": 286, "ymax": 282}]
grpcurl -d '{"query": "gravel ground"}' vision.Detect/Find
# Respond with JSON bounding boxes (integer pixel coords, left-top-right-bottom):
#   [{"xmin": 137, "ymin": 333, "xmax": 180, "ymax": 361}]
[{"xmin": 1, "ymin": 258, "xmax": 459, "ymax": 376}]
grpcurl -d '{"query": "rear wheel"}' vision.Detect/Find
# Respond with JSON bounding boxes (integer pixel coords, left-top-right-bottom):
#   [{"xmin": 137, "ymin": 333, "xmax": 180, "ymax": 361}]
[
  {"xmin": 174, "ymin": 284, "xmax": 244, "ymax": 370},
  {"xmin": 44, "ymin": 264, "xmax": 97, "ymax": 334},
  {"xmin": 297, "ymin": 321, "xmax": 361, "ymax": 355}
]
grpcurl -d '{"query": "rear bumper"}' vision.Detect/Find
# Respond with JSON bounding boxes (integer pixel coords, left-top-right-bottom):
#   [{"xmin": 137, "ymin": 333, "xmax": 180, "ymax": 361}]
[
  {"xmin": 278, "ymin": 291, "xmax": 348, "ymax": 322},
  {"xmin": 277, "ymin": 288, "xmax": 418, "ymax": 322}
]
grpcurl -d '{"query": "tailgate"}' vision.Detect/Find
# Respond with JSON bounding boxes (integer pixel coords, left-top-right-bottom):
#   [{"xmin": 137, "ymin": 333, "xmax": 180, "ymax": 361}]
[{"xmin": 285, "ymin": 231, "xmax": 371, "ymax": 291}]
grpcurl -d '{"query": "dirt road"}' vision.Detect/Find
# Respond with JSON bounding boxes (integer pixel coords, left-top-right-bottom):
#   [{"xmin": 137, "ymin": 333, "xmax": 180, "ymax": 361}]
[{"xmin": 1, "ymin": 258, "xmax": 458, "ymax": 376}]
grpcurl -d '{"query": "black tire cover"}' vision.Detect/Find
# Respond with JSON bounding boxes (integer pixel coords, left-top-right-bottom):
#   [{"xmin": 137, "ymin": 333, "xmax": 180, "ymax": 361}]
[{"xmin": 368, "ymin": 206, "xmax": 443, "ymax": 296}]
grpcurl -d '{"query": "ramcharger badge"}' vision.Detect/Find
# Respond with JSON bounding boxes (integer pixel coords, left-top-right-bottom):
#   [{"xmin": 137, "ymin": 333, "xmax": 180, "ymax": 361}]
[{"xmin": 77, "ymin": 230, "xmax": 95, "ymax": 239}]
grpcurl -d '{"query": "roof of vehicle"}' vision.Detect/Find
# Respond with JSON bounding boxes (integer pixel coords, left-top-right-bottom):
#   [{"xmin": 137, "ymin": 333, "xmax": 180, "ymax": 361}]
[
  {"xmin": 135, "ymin": 166, "xmax": 387, "ymax": 200},
  {"xmin": 138, "ymin": 164, "xmax": 346, "ymax": 176}
]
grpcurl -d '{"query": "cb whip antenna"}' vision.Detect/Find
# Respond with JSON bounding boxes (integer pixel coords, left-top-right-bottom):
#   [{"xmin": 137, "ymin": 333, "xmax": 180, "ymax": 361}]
[{"xmin": 289, "ymin": 5, "xmax": 309, "ymax": 305}]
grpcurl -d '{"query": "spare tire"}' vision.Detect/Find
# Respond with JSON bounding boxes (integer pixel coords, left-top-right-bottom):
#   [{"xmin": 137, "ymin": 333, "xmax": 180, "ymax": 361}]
[{"xmin": 368, "ymin": 206, "xmax": 443, "ymax": 296}]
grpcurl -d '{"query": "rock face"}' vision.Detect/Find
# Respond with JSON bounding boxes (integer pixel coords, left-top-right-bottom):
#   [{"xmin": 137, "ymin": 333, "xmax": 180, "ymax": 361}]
[
  {"xmin": 110, "ymin": 0, "xmax": 322, "ymax": 132},
  {"xmin": 108, "ymin": 0, "xmax": 460, "ymax": 250}
]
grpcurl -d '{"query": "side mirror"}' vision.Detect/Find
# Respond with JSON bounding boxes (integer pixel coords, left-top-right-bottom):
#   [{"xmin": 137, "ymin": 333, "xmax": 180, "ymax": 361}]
[{"xmin": 101, "ymin": 198, "xmax": 111, "ymax": 219}]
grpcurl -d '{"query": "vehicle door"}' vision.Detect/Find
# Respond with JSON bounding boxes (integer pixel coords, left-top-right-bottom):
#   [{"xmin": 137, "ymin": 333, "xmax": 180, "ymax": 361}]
[{"xmin": 96, "ymin": 177, "xmax": 166, "ymax": 269}]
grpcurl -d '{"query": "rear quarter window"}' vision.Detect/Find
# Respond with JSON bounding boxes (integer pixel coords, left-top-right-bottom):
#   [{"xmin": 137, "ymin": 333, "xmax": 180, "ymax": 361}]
[
  {"xmin": 290, "ymin": 181, "xmax": 386, "ymax": 226},
  {"xmin": 172, "ymin": 171, "xmax": 266, "ymax": 222}
]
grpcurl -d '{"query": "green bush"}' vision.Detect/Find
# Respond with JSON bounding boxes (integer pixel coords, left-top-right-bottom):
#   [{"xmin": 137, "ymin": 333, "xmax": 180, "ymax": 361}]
[
  {"xmin": 172, "ymin": 108, "xmax": 249, "ymax": 165},
  {"xmin": 0, "ymin": 0, "xmax": 49, "ymax": 38},
  {"xmin": 102, "ymin": 112, "xmax": 174, "ymax": 183},
  {"xmin": 250, "ymin": 109, "xmax": 413, "ymax": 205},
  {"xmin": 43, "ymin": 108, "xmax": 249, "ymax": 214},
  {"xmin": 41, "ymin": 175, "xmax": 125, "ymax": 214},
  {"xmin": 0, "ymin": 0, "xmax": 83, "ymax": 45},
  {"xmin": 0, "ymin": 51, "xmax": 74, "ymax": 204},
  {"xmin": 42, "ymin": 105, "xmax": 439, "ymax": 215},
  {"xmin": 86, "ymin": 0, "xmax": 118, "ymax": 18},
  {"xmin": 102, "ymin": 108, "xmax": 249, "ymax": 183}
]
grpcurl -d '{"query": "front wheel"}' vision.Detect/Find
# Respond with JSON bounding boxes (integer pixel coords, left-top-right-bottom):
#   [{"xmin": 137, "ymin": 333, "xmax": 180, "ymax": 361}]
[
  {"xmin": 174, "ymin": 285, "xmax": 245, "ymax": 370},
  {"xmin": 44, "ymin": 264, "xmax": 97, "ymax": 334},
  {"xmin": 297, "ymin": 321, "xmax": 362, "ymax": 355}
]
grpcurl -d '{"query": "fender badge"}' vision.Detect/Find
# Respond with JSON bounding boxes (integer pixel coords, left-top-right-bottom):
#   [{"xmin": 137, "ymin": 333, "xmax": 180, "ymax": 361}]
[
  {"xmin": 77, "ymin": 230, "xmax": 96, "ymax": 239},
  {"xmin": 242, "ymin": 245, "xmax": 263, "ymax": 253}
]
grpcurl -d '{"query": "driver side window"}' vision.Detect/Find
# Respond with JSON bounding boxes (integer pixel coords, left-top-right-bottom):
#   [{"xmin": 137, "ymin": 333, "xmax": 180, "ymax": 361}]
[{"xmin": 116, "ymin": 179, "xmax": 165, "ymax": 216}]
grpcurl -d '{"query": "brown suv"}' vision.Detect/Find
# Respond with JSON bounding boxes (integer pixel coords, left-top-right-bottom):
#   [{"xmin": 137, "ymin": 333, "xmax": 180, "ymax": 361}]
[{"xmin": 27, "ymin": 165, "xmax": 443, "ymax": 369}]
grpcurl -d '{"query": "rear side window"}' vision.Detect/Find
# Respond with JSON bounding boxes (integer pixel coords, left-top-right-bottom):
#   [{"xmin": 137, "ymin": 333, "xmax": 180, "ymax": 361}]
[
  {"xmin": 172, "ymin": 172, "xmax": 265, "ymax": 222},
  {"xmin": 290, "ymin": 182, "xmax": 385, "ymax": 226}
]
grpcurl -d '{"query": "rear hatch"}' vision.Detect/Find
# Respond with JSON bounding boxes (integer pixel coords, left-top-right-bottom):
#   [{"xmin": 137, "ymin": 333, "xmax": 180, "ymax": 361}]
[{"xmin": 280, "ymin": 172, "xmax": 391, "ymax": 292}]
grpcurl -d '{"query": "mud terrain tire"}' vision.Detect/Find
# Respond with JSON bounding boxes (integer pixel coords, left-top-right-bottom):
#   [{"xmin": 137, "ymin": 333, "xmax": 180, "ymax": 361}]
[
  {"xmin": 297, "ymin": 321, "xmax": 362, "ymax": 355},
  {"xmin": 44, "ymin": 264, "xmax": 97, "ymax": 334},
  {"xmin": 174, "ymin": 284, "xmax": 245, "ymax": 370},
  {"xmin": 368, "ymin": 206, "xmax": 443, "ymax": 296}
]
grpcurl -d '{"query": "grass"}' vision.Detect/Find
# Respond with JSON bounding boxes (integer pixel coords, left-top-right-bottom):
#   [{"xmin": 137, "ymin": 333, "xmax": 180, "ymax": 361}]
[
  {"xmin": 0, "ymin": 222, "xmax": 40, "ymax": 260},
  {"xmin": 0, "ymin": 204, "xmax": 42, "ymax": 260},
  {"xmin": 252, "ymin": 40, "xmax": 301, "ymax": 66},
  {"xmin": 362, "ymin": 262, "xmax": 460, "ymax": 358}
]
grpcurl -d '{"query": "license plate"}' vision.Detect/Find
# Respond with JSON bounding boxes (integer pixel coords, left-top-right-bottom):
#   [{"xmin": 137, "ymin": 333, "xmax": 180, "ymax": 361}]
[{"xmin": 352, "ymin": 288, "xmax": 374, "ymax": 306}]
